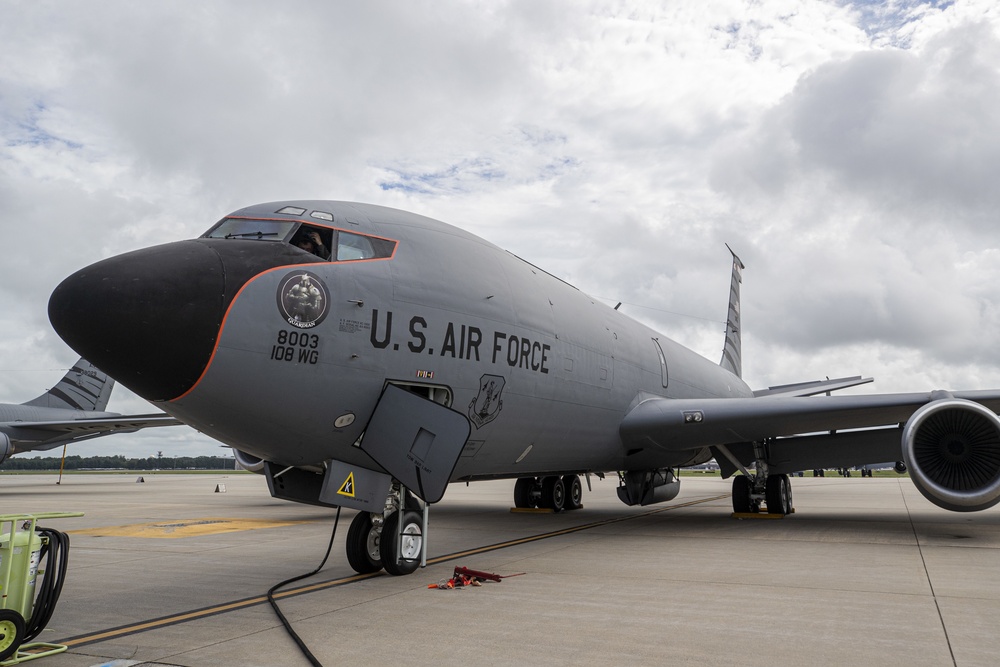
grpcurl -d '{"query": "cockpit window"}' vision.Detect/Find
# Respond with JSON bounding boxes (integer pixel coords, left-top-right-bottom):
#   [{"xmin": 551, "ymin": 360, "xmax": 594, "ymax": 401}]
[
  {"xmin": 337, "ymin": 232, "xmax": 375, "ymax": 260},
  {"xmin": 291, "ymin": 225, "xmax": 333, "ymax": 260},
  {"xmin": 202, "ymin": 216, "xmax": 397, "ymax": 262},
  {"xmin": 203, "ymin": 218, "xmax": 296, "ymax": 241}
]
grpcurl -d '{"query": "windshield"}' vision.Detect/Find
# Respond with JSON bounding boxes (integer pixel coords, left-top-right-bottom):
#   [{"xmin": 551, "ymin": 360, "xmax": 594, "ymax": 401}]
[
  {"xmin": 203, "ymin": 218, "xmax": 296, "ymax": 241},
  {"xmin": 202, "ymin": 216, "xmax": 397, "ymax": 262}
]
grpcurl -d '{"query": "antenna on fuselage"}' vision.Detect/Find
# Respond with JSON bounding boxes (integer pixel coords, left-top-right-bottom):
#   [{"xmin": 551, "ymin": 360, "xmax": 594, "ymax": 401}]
[{"xmin": 720, "ymin": 244, "xmax": 745, "ymax": 379}]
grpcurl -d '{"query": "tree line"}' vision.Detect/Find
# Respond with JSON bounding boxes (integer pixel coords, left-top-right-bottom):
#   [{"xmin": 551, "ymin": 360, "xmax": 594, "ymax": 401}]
[{"xmin": 1, "ymin": 454, "xmax": 238, "ymax": 471}]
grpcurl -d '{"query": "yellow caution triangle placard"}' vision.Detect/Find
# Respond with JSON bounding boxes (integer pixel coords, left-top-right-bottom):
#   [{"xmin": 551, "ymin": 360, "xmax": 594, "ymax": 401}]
[
  {"xmin": 319, "ymin": 460, "xmax": 391, "ymax": 510},
  {"xmin": 337, "ymin": 472, "xmax": 356, "ymax": 498}
]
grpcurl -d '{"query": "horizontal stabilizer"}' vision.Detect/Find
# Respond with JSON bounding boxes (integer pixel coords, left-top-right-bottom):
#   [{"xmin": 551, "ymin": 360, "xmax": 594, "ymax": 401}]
[
  {"xmin": 6, "ymin": 414, "xmax": 183, "ymax": 452},
  {"xmin": 752, "ymin": 376, "xmax": 873, "ymax": 398}
]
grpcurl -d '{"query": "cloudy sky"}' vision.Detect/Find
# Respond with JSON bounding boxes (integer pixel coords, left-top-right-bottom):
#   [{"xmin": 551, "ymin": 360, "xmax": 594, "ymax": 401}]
[{"xmin": 2, "ymin": 0, "xmax": 999, "ymax": 458}]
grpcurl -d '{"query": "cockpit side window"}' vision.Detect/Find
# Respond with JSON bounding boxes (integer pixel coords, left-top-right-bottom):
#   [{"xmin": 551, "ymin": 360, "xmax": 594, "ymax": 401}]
[
  {"xmin": 291, "ymin": 225, "xmax": 333, "ymax": 260},
  {"xmin": 336, "ymin": 232, "xmax": 375, "ymax": 260}
]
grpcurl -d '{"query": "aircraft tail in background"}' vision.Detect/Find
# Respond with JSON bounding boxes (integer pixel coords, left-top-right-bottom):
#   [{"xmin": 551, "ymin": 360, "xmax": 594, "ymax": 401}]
[
  {"xmin": 719, "ymin": 245, "xmax": 744, "ymax": 379},
  {"xmin": 23, "ymin": 358, "xmax": 114, "ymax": 411}
]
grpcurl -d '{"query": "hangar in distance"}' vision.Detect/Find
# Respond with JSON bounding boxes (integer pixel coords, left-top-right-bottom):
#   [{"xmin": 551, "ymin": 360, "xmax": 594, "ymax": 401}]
[
  {"xmin": 0, "ymin": 357, "xmax": 181, "ymax": 465},
  {"xmin": 47, "ymin": 201, "xmax": 1000, "ymax": 575}
]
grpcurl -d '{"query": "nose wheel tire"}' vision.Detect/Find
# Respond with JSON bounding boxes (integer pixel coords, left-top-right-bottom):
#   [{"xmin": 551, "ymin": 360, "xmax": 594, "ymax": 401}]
[
  {"xmin": 0, "ymin": 610, "xmax": 25, "ymax": 662},
  {"xmin": 379, "ymin": 510, "xmax": 423, "ymax": 576},
  {"xmin": 346, "ymin": 512, "xmax": 384, "ymax": 574}
]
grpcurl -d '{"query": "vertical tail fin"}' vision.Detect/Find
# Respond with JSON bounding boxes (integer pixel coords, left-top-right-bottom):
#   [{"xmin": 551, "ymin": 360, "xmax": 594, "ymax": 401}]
[
  {"xmin": 719, "ymin": 245, "xmax": 744, "ymax": 379},
  {"xmin": 24, "ymin": 358, "xmax": 115, "ymax": 411}
]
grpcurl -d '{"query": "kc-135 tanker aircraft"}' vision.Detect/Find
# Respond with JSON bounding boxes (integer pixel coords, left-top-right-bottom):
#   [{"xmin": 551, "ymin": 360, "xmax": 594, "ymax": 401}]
[{"xmin": 47, "ymin": 201, "xmax": 1000, "ymax": 575}]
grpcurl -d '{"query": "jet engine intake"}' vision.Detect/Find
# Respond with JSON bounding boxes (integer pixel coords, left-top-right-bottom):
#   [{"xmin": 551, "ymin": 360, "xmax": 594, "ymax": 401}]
[
  {"xmin": 232, "ymin": 448, "xmax": 267, "ymax": 474},
  {"xmin": 617, "ymin": 468, "xmax": 680, "ymax": 507},
  {"xmin": 0, "ymin": 433, "xmax": 11, "ymax": 465},
  {"xmin": 902, "ymin": 399, "xmax": 1000, "ymax": 512}
]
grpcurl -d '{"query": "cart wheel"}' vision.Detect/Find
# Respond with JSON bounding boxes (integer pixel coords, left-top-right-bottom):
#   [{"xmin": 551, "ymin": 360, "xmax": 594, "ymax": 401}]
[{"xmin": 0, "ymin": 609, "xmax": 25, "ymax": 662}]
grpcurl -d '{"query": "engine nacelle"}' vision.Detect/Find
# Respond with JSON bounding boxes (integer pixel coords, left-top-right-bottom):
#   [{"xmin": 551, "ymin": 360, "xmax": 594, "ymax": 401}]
[
  {"xmin": 902, "ymin": 399, "xmax": 1000, "ymax": 512},
  {"xmin": 232, "ymin": 448, "xmax": 267, "ymax": 474},
  {"xmin": 0, "ymin": 433, "xmax": 11, "ymax": 465}
]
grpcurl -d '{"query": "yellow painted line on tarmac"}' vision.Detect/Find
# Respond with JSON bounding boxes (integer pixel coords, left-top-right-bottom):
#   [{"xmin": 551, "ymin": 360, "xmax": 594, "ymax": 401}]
[
  {"xmin": 57, "ymin": 494, "xmax": 728, "ymax": 649},
  {"xmin": 431, "ymin": 494, "xmax": 730, "ymax": 564},
  {"xmin": 67, "ymin": 517, "xmax": 312, "ymax": 538},
  {"xmin": 59, "ymin": 572, "xmax": 383, "ymax": 648}
]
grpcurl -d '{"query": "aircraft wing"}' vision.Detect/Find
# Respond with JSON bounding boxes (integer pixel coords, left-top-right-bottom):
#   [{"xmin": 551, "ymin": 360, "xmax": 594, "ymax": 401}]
[
  {"xmin": 619, "ymin": 390, "xmax": 1000, "ymax": 454},
  {"xmin": 751, "ymin": 375, "xmax": 874, "ymax": 397},
  {"xmin": 3, "ymin": 414, "xmax": 184, "ymax": 453}
]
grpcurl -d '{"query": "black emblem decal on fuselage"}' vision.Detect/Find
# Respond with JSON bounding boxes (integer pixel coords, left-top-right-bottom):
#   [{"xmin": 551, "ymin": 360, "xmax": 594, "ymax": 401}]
[
  {"xmin": 277, "ymin": 271, "xmax": 330, "ymax": 329},
  {"xmin": 469, "ymin": 374, "xmax": 505, "ymax": 429}
]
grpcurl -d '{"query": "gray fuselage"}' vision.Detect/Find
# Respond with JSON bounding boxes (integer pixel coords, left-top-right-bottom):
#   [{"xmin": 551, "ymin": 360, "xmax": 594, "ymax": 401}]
[{"xmin": 159, "ymin": 202, "xmax": 753, "ymax": 478}]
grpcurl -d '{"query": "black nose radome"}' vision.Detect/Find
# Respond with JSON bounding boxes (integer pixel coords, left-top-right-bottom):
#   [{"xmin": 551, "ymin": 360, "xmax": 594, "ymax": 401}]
[
  {"xmin": 49, "ymin": 241, "xmax": 227, "ymax": 401},
  {"xmin": 49, "ymin": 238, "xmax": 326, "ymax": 401}
]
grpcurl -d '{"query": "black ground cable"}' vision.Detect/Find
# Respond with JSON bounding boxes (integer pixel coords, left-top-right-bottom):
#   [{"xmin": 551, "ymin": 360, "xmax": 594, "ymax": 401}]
[
  {"xmin": 25, "ymin": 528, "xmax": 70, "ymax": 642},
  {"xmin": 27, "ymin": 528, "xmax": 68, "ymax": 640},
  {"xmin": 267, "ymin": 505, "xmax": 342, "ymax": 667}
]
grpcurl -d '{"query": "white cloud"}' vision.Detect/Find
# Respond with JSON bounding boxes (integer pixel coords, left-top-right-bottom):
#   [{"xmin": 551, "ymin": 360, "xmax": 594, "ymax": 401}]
[{"xmin": 706, "ymin": 9, "xmax": 1000, "ymax": 391}]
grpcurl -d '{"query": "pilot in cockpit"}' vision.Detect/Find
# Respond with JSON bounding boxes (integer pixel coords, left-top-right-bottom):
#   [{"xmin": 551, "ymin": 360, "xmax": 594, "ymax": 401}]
[{"xmin": 293, "ymin": 228, "xmax": 331, "ymax": 260}]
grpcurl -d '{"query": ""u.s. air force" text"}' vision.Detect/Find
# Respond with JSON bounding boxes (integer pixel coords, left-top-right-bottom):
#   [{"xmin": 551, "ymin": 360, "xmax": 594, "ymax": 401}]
[{"xmin": 368, "ymin": 309, "xmax": 550, "ymax": 374}]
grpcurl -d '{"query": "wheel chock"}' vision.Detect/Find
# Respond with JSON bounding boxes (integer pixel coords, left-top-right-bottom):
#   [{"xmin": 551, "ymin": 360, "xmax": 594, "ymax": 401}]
[
  {"xmin": 215, "ymin": 484, "xmax": 226, "ymax": 493},
  {"xmin": 731, "ymin": 508, "xmax": 795, "ymax": 520},
  {"xmin": 135, "ymin": 476, "xmax": 145, "ymax": 483},
  {"xmin": 509, "ymin": 507, "xmax": 554, "ymax": 513}
]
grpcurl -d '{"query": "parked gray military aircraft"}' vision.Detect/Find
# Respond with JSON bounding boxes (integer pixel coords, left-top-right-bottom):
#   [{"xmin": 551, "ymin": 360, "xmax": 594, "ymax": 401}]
[
  {"xmin": 47, "ymin": 201, "xmax": 1000, "ymax": 576},
  {"xmin": 0, "ymin": 358, "xmax": 181, "ymax": 465}
]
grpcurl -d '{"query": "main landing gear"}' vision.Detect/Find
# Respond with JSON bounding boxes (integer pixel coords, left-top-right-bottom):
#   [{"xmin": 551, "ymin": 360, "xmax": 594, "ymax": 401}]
[
  {"xmin": 513, "ymin": 475, "xmax": 583, "ymax": 512},
  {"xmin": 732, "ymin": 473, "xmax": 793, "ymax": 515},
  {"xmin": 730, "ymin": 441, "xmax": 793, "ymax": 516},
  {"xmin": 346, "ymin": 483, "xmax": 425, "ymax": 576}
]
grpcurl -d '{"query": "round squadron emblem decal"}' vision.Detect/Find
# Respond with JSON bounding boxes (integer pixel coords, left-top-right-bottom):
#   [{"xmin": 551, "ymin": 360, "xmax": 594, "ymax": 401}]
[{"xmin": 276, "ymin": 271, "xmax": 330, "ymax": 329}]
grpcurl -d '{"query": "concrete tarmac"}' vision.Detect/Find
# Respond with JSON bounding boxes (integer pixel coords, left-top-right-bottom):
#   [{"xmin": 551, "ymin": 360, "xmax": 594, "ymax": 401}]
[{"xmin": 2, "ymin": 472, "xmax": 999, "ymax": 667}]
